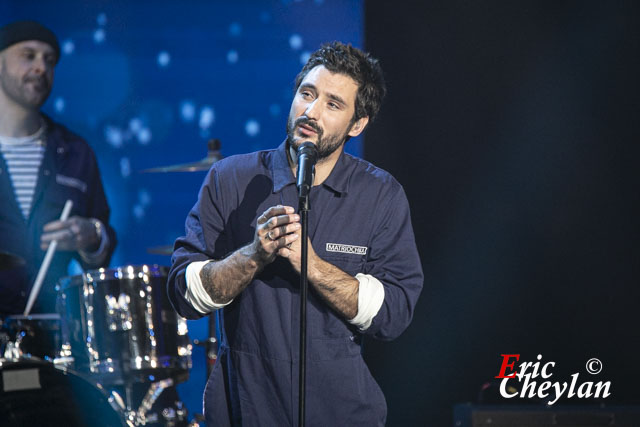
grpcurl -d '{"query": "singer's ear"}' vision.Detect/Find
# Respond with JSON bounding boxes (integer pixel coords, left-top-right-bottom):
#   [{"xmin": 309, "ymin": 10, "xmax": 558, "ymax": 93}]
[{"xmin": 348, "ymin": 116, "xmax": 369, "ymax": 138}]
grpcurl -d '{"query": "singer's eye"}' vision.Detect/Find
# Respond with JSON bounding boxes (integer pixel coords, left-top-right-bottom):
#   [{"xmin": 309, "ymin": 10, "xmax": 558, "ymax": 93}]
[
  {"xmin": 328, "ymin": 102, "xmax": 340, "ymax": 110},
  {"xmin": 300, "ymin": 91, "xmax": 313, "ymax": 99}
]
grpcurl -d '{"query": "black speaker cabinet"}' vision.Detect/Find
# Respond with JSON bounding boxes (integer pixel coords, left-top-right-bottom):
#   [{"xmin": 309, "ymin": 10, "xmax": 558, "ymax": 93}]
[{"xmin": 453, "ymin": 404, "xmax": 640, "ymax": 427}]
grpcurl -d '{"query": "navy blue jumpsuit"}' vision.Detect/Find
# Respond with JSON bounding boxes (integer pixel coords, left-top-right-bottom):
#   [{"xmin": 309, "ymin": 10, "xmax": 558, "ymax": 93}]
[{"xmin": 168, "ymin": 142, "xmax": 423, "ymax": 426}]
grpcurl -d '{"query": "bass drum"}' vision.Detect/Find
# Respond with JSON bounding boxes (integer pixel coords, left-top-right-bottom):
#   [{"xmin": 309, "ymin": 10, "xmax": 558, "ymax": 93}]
[{"xmin": 0, "ymin": 359, "xmax": 125, "ymax": 426}]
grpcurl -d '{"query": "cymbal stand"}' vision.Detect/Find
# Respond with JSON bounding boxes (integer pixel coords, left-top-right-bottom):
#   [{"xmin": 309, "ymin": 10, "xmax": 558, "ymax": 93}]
[{"xmin": 132, "ymin": 378, "xmax": 175, "ymax": 425}]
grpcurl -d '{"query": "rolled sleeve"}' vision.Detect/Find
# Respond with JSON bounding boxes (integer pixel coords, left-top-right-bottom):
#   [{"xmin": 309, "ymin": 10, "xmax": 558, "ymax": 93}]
[
  {"xmin": 185, "ymin": 260, "xmax": 233, "ymax": 314},
  {"xmin": 168, "ymin": 167, "xmax": 229, "ymax": 319},
  {"xmin": 362, "ymin": 185, "xmax": 423, "ymax": 341},
  {"xmin": 348, "ymin": 273, "xmax": 385, "ymax": 331}
]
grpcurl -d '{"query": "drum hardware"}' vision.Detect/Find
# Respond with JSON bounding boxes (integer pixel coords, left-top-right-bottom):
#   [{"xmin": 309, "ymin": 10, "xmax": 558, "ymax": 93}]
[
  {"xmin": 1, "ymin": 313, "xmax": 63, "ymax": 362},
  {"xmin": 3, "ymin": 340, "xmax": 21, "ymax": 360},
  {"xmin": 104, "ymin": 379, "xmax": 190, "ymax": 426},
  {"xmin": 0, "ymin": 358, "xmax": 129, "ymax": 426},
  {"xmin": 58, "ymin": 265, "xmax": 192, "ymax": 385},
  {"xmin": 140, "ymin": 139, "xmax": 221, "ymax": 173},
  {"xmin": 1, "ymin": 264, "xmax": 194, "ymax": 426},
  {"xmin": 56, "ymin": 264, "xmax": 194, "ymax": 426},
  {"xmin": 193, "ymin": 336, "xmax": 217, "ymax": 377},
  {"xmin": 126, "ymin": 377, "xmax": 184, "ymax": 426}
]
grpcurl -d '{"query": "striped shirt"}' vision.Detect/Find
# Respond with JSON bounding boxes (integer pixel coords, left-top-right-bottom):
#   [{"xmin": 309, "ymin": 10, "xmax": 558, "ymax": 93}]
[{"xmin": 0, "ymin": 125, "xmax": 47, "ymax": 219}]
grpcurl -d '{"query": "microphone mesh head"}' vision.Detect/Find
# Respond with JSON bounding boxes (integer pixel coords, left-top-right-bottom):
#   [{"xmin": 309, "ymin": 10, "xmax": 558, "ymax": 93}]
[{"xmin": 297, "ymin": 141, "xmax": 318, "ymax": 161}]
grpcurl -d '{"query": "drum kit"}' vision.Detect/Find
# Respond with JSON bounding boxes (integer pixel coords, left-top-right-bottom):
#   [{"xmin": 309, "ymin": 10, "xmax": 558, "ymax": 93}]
[{"xmin": 0, "ymin": 141, "xmax": 222, "ymax": 427}]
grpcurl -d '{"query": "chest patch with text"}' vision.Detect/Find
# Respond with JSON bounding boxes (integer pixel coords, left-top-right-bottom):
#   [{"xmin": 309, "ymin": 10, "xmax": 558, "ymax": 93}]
[{"xmin": 325, "ymin": 243, "xmax": 368, "ymax": 256}]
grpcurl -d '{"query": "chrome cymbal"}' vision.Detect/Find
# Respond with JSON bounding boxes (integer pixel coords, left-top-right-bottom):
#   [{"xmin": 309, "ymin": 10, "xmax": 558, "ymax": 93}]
[{"xmin": 141, "ymin": 139, "xmax": 222, "ymax": 173}]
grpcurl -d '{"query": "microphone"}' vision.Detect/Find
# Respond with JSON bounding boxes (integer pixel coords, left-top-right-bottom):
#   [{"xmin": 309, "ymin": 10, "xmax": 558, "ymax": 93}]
[{"xmin": 296, "ymin": 142, "xmax": 318, "ymax": 200}]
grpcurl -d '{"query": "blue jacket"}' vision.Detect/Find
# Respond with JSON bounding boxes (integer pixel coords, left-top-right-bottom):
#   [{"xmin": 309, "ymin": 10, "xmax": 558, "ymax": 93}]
[
  {"xmin": 0, "ymin": 116, "xmax": 116, "ymax": 314},
  {"xmin": 168, "ymin": 142, "xmax": 423, "ymax": 426}
]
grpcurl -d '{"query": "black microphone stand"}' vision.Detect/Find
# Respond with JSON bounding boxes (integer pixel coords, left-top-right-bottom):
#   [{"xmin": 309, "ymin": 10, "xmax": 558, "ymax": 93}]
[
  {"xmin": 298, "ymin": 191, "xmax": 310, "ymax": 427},
  {"xmin": 295, "ymin": 141, "xmax": 316, "ymax": 427}
]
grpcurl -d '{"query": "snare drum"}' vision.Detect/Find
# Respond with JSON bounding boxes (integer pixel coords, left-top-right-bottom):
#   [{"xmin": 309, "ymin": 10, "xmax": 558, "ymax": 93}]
[
  {"xmin": 58, "ymin": 265, "xmax": 191, "ymax": 385},
  {"xmin": 0, "ymin": 358, "xmax": 125, "ymax": 426}
]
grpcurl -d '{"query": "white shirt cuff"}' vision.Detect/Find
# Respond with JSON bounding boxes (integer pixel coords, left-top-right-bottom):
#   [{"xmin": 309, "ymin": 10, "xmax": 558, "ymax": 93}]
[
  {"xmin": 348, "ymin": 273, "xmax": 385, "ymax": 331},
  {"xmin": 185, "ymin": 260, "xmax": 232, "ymax": 314}
]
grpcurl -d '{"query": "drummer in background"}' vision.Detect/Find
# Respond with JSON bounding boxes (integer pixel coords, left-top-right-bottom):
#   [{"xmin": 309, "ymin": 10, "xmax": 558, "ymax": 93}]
[{"xmin": 0, "ymin": 21, "xmax": 116, "ymax": 315}]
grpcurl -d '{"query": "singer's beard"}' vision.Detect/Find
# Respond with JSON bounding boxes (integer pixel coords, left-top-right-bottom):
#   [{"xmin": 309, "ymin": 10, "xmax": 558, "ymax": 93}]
[{"xmin": 286, "ymin": 116, "xmax": 351, "ymax": 161}]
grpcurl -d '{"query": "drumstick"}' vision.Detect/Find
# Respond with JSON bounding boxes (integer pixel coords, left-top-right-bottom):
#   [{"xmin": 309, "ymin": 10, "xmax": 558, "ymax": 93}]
[{"xmin": 24, "ymin": 199, "xmax": 74, "ymax": 316}]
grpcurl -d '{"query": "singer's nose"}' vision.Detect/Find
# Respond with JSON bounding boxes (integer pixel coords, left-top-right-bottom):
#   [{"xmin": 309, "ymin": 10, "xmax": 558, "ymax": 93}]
[{"xmin": 304, "ymin": 99, "xmax": 320, "ymax": 120}]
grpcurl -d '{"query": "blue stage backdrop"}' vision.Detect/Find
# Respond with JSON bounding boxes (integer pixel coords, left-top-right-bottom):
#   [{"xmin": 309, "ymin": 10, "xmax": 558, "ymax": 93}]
[{"xmin": 3, "ymin": 0, "xmax": 362, "ymax": 420}]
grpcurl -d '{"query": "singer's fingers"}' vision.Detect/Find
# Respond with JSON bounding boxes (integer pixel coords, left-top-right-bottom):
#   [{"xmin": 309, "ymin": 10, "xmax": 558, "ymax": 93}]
[
  {"xmin": 266, "ymin": 213, "xmax": 300, "ymax": 230},
  {"xmin": 270, "ymin": 223, "xmax": 300, "ymax": 240},
  {"xmin": 257, "ymin": 205, "xmax": 295, "ymax": 224},
  {"xmin": 277, "ymin": 233, "xmax": 300, "ymax": 257}
]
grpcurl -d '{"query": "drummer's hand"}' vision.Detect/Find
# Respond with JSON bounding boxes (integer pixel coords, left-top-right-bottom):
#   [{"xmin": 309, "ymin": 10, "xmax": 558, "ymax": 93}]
[
  {"xmin": 41, "ymin": 216, "xmax": 100, "ymax": 252},
  {"xmin": 251, "ymin": 205, "xmax": 300, "ymax": 265}
]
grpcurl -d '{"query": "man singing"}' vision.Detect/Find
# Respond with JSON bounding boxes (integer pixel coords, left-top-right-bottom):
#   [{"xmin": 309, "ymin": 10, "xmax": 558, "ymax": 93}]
[{"xmin": 168, "ymin": 42, "xmax": 423, "ymax": 426}]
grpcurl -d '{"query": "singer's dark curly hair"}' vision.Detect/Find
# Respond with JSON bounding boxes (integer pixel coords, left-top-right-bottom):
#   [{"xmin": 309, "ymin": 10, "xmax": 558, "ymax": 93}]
[{"xmin": 294, "ymin": 41, "xmax": 386, "ymax": 123}]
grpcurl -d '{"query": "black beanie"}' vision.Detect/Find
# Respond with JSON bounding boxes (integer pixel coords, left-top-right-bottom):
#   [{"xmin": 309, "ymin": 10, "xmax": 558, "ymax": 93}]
[{"xmin": 0, "ymin": 21, "xmax": 60, "ymax": 63}]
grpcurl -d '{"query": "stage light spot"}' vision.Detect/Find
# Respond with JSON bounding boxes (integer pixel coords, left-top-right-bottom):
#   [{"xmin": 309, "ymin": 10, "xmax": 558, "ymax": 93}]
[
  {"xmin": 269, "ymin": 104, "xmax": 281, "ymax": 116},
  {"xmin": 199, "ymin": 106, "xmax": 215, "ymax": 129},
  {"xmin": 180, "ymin": 101, "xmax": 196, "ymax": 122},
  {"xmin": 229, "ymin": 22, "xmax": 242, "ymax": 37},
  {"xmin": 260, "ymin": 11, "xmax": 272, "ymax": 23},
  {"xmin": 137, "ymin": 128, "xmax": 152, "ymax": 145},
  {"xmin": 133, "ymin": 204, "xmax": 145, "ymax": 220},
  {"xmin": 289, "ymin": 34, "xmax": 303, "ymax": 50},
  {"xmin": 129, "ymin": 118, "xmax": 143, "ymax": 133},
  {"xmin": 227, "ymin": 50, "xmax": 239, "ymax": 64},
  {"xmin": 62, "ymin": 40, "xmax": 75, "ymax": 55},
  {"xmin": 300, "ymin": 51, "xmax": 311, "ymax": 64},
  {"xmin": 97, "ymin": 13, "xmax": 107, "ymax": 26},
  {"xmin": 120, "ymin": 157, "xmax": 131, "ymax": 178},
  {"xmin": 138, "ymin": 189, "xmax": 151, "ymax": 206},
  {"xmin": 245, "ymin": 119, "xmax": 260, "ymax": 137},
  {"xmin": 54, "ymin": 97, "xmax": 65, "ymax": 113},
  {"xmin": 93, "ymin": 28, "xmax": 106, "ymax": 44},
  {"xmin": 157, "ymin": 51, "xmax": 170, "ymax": 67},
  {"xmin": 105, "ymin": 126, "xmax": 123, "ymax": 148}
]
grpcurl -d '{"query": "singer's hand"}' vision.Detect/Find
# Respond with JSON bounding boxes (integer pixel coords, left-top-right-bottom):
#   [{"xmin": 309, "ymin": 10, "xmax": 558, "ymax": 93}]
[
  {"xmin": 279, "ymin": 237, "xmax": 359, "ymax": 320},
  {"xmin": 251, "ymin": 205, "xmax": 300, "ymax": 265},
  {"xmin": 278, "ymin": 235, "xmax": 316, "ymax": 274},
  {"xmin": 41, "ymin": 216, "xmax": 100, "ymax": 252}
]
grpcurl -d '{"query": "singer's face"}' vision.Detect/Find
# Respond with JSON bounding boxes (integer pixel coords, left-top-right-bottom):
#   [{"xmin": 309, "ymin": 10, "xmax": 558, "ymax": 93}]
[
  {"xmin": 0, "ymin": 40, "xmax": 55, "ymax": 109},
  {"xmin": 287, "ymin": 65, "xmax": 368, "ymax": 161}
]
